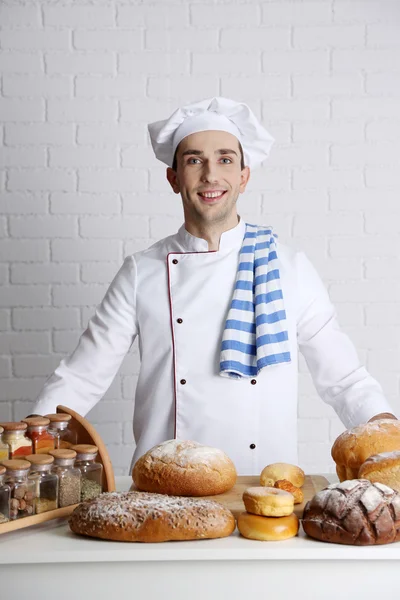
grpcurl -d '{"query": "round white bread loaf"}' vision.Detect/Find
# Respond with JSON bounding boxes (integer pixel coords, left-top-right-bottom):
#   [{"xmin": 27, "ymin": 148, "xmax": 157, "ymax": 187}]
[
  {"xmin": 132, "ymin": 439, "xmax": 237, "ymax": 496},
  {"xmin": 69, "ymin": 491, "xmax": 236, "ymax": 542}
]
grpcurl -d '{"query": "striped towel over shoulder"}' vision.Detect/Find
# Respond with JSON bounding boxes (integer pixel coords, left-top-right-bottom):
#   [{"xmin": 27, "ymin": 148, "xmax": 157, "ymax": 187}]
[{"xmin": 219, "ymin": 223, "xmax": 291, "ymax": 379}]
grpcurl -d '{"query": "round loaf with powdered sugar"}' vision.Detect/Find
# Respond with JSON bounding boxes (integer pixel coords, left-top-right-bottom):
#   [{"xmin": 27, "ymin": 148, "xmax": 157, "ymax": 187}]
[
  {"xmin": 69, "ymin": 491, "xmax": 236, "ymax": 542},
  {"xmin": 132, "ymin": 439, "xmax": 237, "ymax": 496},
  {"xmin": 302, "ymin": 479, "xmax": 400, "ymax": 545}
]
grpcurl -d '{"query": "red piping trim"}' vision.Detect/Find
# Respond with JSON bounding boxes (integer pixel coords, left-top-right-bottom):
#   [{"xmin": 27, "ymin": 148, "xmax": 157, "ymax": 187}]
[{"xmin": 166, "ymin": 250, "xmax": 216, "ymax": 439}]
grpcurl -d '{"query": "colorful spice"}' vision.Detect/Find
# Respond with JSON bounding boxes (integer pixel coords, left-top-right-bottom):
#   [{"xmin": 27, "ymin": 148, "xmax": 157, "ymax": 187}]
[
  {"xmin": 0, "ymin": 426, "xmax": 9, "ymax": 461},
  {"xmin": 0, "ymin": 423, "xmax": 32, "ymax": 458},
  {"xmin": 23, "ymin": 417, "xmax": 55, "ymax": 454}
]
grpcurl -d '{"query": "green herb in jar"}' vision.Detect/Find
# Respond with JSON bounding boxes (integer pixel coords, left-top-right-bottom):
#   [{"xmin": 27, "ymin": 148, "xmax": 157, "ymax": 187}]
[
  {"xmin": 59, "ymin": 470, "xmax": 80, "ymax": 507},
  {"xmin": 81, "ymin": 478, "xmax": 102, "ymax": 502}
]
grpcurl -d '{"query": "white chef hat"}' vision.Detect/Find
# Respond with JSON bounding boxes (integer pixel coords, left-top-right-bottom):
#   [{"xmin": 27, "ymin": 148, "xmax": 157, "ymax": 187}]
[{"xmin": 148, "ymin": 97, "xmax": 275, "ymax": 170}]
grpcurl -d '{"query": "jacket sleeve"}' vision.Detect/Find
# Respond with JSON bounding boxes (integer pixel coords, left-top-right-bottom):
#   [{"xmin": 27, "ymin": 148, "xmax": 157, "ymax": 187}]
[
  {"xmin": 32, "ymin": 255, "xmax": 139, "ymax": 417},
  {"xmin": 295, "ymin": 251, "xmax": 394, "ymax": 428}
]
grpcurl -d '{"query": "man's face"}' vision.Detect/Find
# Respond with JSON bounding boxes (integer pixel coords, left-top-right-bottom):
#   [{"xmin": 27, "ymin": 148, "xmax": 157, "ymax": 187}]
[{"xmin": 166, "ymin": 130, "xmax": 250, "ymax": 226}]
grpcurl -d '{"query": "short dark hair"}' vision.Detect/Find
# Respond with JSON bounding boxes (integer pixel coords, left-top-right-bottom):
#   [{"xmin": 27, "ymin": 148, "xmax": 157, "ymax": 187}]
[{"xmin": 172, "ymin": 141, "xmax": 246, "ymax": 171}]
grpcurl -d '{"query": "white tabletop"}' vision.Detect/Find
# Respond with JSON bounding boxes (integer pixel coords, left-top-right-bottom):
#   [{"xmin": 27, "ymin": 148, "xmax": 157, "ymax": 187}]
[{"xmin": 1, "ymin": 474, "xmax": 400, "ymax": 564}]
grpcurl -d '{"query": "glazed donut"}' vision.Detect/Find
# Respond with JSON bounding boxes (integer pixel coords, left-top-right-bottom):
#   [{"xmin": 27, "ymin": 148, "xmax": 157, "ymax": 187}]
[
  {"xmin": 260, "ymin": 463, "xmax": 305, "ymax": 488},
  {"xmin": 237, "ymin": 511, "xmax": 299, "ymax": 541},
  {"xmin": 274, "ymin": 479, "xmax": 304, "ymax": 505},
  {"xmin": 243, "ymin": 486, "xmax": 294, "ymax": 517}
]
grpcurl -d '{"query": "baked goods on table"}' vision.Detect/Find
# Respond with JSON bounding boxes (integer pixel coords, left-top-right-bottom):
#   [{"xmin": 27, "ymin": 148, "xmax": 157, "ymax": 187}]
[
  {"xmin": 132, "ymin": 439, "xmax": 237, "ymax": 496},
  {"xmin": 69, "ymin": 491, "xmax": 236, "ymax": 542},
  {"xmin": 237, "ymin": 511, "xmax": 299, "ymax": 542},
  {"xmin": 331, "ymin": 419, "xmax": 400, "ymax": 481},
  {"xmin": 302, "ymin": 479, "xmax": 400, "ymax": 545},
  {"xmin": 238, "ymin": 475, "xmax": 301, "ymax": 541},
  {"xmin": 260, "ymin": 462, "xmax": 305, "ymax": 488},
  {"xmin": 243, "ymin": 486, "xmax": 294, "ymax": 517},
  {"xmin": 358, "ymin": 451, "xmax": 400, "ymax": 492},
  {"xmin": 274, "ymin": 479, "xmax": 304, "ymax": 504}
]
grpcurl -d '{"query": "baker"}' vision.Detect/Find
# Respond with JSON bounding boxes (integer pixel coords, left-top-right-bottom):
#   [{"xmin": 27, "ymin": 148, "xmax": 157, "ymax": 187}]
[{"xmin": 31, "ymin": 97, "xmax": 396, "ymax": 475}]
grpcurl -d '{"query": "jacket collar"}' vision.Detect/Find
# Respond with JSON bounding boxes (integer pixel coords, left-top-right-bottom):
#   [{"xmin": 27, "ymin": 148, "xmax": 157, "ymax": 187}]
[{"xmin": 176, "ymin": 217, "xmax": 246, "ymax": 252}]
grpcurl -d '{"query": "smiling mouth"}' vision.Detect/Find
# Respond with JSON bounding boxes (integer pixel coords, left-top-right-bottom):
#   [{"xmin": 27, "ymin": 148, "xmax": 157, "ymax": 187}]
[{"xmin": 197, "ymin": 190, "xmax": 227, "ymax": 202}]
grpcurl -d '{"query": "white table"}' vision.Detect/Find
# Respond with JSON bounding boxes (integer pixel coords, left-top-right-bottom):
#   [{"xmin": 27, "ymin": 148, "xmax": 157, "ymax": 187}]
[{"xmin": 1, "ymin": 475, "xmax": 399, "ymax": 600}]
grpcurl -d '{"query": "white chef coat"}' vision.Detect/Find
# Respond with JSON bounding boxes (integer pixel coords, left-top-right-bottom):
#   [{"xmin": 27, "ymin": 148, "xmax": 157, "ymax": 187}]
[{"xmin": 33, "ymin": 217, "xmax": 393, "ymax": 475}]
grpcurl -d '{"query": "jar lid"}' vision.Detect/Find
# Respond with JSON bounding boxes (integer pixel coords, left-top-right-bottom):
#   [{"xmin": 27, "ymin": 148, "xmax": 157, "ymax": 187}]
[
  {"xmin": 0, "ymin": 465, "xmax": 5, "ymax": 476},
  {"xmin": 22, "ymin": 417, "xmax": 50, "ymax": 427},
  {"xmin": 49, "ymin": 449, "xmax": 77, "ymax": 460},
  {"xmin": 72, "ymin": 444, "xmax": 98, "ymax": 455},
  {"xmin": 45, "ymin": 413, "xmax": 72, "ymax": 423},
  {"xmin": 25, "ymin": 454, "xmax": 54, "ymax": 466},
  {"xmin": 0, "ymin": 422, "xmax": 28, "ymax": 431},
  {"xmin": 1, "ymin": 459, "xmax": 31, "ymax": 471}
]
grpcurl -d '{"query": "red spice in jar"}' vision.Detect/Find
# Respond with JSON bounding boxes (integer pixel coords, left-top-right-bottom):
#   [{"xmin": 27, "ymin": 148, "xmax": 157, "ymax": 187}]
[{"xmin": 22, "ymin": 417, "xmax": 55, "ymax": 454}]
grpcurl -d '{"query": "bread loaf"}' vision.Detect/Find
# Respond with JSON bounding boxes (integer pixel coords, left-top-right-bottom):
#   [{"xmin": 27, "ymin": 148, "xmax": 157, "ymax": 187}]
[
  {"xmin": 260, "ymin": 463, "xmax": 305, "ymax": 488},
  {"xmin": 302, "ymin": 479, "xmax": 400, "ymax": 545},
  {"xmin": 69, "ymin": 491, "xmax": 236, "ymax": 542},
  {"xmin": 359, "ymin": 451, "xmax": 400, "ymax": 492},
  {"xmin": 331, "ymin": 419, "xmax": 400, "ymax": 481},
  {"xmin": 132, "ymin": 439, "xmax": 237, "ymax": 496}
]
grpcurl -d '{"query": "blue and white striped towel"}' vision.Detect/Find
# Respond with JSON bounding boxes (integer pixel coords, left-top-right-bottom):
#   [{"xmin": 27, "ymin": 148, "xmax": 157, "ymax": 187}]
[{"xmin": 219, "ymin": 223, "xmax": 291, "ymax": 379}]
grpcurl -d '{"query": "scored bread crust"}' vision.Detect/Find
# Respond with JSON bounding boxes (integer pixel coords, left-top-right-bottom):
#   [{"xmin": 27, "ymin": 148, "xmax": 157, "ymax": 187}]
[
  {"xmin": 69, "ymin": 491, "xmax": 236, "ymax": 542},
  {"xmin": 331, "ymin": 419, "xmax": 400, "ymax": 481},
  {"xmin": 302, "ymin": 479, "xmax": 400, "ymax": 546},
  {"xmin": 132, "ymin": 439, "xmax": 237, "ymax": 496}
]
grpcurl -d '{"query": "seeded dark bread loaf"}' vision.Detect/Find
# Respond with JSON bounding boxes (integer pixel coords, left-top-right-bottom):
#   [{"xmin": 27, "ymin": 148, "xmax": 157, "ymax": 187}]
[
  {"xmin": 132, "ymin": 439, "xmax": 237, "ymax": 496},
  {"xmin": 69, "ymin": 491, "xmax": 236, "ymax": 542},
  {"xmin": 302, "ymin": 479, "xmax": 400, "ymax": 545}
]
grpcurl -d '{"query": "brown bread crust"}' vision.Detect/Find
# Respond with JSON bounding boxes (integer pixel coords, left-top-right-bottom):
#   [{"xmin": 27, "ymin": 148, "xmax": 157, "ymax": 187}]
[
  {"xmin": 302, "ymin": 479, "xmax": 400, "ymax": 545},
  {"xmin": 358, "ymin": 451, "xmax": 400, "ymax": 492},
  {"xmin": 132, "ymin": 439, "xmax": 237, "ymax": 496},
  {"xmin": 69, "ymin": 491, "xmax": 236, "ymax": 542},
  {"xmin": 274, "ymin": 479, "xmax": 304, "ymax": 504},
  {"xmin": 331, "ymin": 419, "xmax": 400, "ymax": 481}
]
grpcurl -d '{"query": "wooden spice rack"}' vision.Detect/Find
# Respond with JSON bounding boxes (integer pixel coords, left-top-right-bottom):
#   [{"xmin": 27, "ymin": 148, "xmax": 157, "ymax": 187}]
[{"xmin": 0, "ymin": 405, "xmax": 115, "ymax": 535}]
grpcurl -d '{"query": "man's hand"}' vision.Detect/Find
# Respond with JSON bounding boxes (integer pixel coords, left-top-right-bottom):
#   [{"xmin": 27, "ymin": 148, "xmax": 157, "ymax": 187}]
[{"xmin": 368, "ymin": 412, "xmax": 397, "ymax": 423}]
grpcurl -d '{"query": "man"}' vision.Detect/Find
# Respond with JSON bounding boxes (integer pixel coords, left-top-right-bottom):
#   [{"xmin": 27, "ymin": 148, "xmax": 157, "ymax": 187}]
[{"xmin": 32, "ymin": 97, "xmax": 395, "ymax": 475}]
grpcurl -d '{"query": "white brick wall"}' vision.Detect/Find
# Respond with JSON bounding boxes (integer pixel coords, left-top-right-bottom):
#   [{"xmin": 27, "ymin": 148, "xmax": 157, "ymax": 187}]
[{"xmin": 1, "ymin": 0, "xmax": 400, "ymax": 475}]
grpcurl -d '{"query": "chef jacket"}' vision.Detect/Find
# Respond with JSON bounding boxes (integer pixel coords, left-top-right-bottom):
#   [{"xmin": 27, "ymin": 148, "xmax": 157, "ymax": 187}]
[{"xmin": 33, "ymin": 218, "xmax": 393, "ymax": 475}]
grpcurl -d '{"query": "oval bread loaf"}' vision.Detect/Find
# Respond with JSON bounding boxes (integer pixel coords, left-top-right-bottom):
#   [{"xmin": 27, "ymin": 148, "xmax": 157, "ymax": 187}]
[
  {"xmin": 69, "ymin": 491, "xmax": 236, "ymax": 542},
  {"xmin": 132, "ymin": 439, "xmax": 237, "ymax": 496}
]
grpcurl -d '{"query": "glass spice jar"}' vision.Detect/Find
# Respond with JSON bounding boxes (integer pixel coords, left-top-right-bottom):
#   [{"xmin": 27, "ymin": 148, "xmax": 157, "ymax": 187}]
[
  {"xmin": 0, "ymin": 422, "xmax": 33, "ymax": 458},
  {"xmin": 26, "ymin": 454, "xmax": 58, "ymax": 514},
  {"xmin": 2, "ymin": 459, "xmax": 36, "ymax": 520},
  {"xmin": 22, "ymin": 417, "xmax": 55, "ymax": 454},
  {"xmin": 0, "ymin": 426, "xmax": 9, "ymax": 462},
  {"xmin": 72, "ymin": 444, "xmax": 103, "ymax": 502},
  {"xmin": 49, "ymin": 449, "xmax": 81, "ymax": 508},
  {"xmin": 45, "ymin": 413, "xmax": 77, "ymax": 449},
  {"xmin": 0, "ymin": 465, "xmax": 11, "ymax": 524}
]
